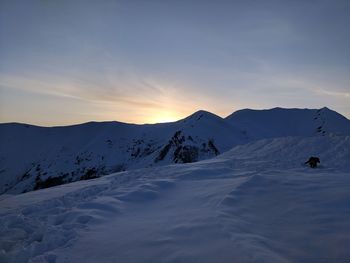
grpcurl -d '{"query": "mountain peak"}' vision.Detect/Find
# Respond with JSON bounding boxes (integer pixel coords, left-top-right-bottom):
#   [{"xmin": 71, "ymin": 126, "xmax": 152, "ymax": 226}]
[{"xmin": 183, "ymin": 110, "xmax": 223, "ymax": 122}]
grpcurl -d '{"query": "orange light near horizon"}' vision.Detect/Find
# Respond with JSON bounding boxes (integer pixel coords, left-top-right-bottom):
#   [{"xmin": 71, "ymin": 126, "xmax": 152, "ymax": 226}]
[{"xmin": 145, "ymin": 110, "xmax": 184, "ymax": 124}]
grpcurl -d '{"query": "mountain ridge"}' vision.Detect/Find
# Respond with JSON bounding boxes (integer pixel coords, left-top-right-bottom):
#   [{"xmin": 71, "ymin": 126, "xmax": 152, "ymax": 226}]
[
  {"xmin": 2, "ymin": 107, "xmax": 349, "ymax": 127},
  {"xmin": 1, "ymin": 107, "xmax": 350, "ymax": 194}
]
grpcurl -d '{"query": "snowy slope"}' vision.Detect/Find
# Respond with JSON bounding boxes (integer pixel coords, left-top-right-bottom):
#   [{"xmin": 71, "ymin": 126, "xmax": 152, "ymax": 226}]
[
  {"xmin": 0, "ymin": 110, "xmax": 247, "ymax": 194},
  {"xmin": 1, "ymin": 134, "xmax": 349, "ymax": 262},
  {"xmin": 225, "ymin": 107, "xmax": 350, "ymax": 140}
]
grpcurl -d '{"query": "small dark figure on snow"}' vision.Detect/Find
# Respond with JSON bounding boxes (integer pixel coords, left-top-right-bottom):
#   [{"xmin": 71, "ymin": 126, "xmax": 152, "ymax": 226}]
[{"xmin": 305, "ymin": 157, "xmax": 320, "ymax": 168}]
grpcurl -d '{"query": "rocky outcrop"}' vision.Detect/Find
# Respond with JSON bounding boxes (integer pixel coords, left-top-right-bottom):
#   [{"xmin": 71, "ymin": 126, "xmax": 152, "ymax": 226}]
[{"xmin": 155, "ymin": 130, "xmax": 220, "ymax": 164}]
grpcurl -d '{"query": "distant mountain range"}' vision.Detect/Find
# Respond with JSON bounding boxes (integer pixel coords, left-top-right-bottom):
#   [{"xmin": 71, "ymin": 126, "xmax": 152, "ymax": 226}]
[{"xmin": 1, "ymin": 107, "xmax": 350, "ymax": 194}]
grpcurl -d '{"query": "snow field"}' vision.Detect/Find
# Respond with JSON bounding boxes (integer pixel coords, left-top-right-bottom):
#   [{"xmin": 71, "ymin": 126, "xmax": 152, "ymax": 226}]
[{"xmin": 0, "ymin": 135, "xmax": 349, "ymax": 262}]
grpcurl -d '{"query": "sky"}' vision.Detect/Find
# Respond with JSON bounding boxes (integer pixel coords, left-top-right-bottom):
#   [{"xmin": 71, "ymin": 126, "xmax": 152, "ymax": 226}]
[{"xmin": 0, "ymin": 0, "xmax": 349, "ymax": 126}]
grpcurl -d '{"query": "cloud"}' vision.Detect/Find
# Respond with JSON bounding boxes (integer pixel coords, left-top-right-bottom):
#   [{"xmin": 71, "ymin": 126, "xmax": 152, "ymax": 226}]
[
  {"xmin": 314, "ymin": 89, "xmax": 350, "ymax": 98},
  {"xmin": 0, "ymin": 72, "xmax": 204, "ymax": 124},
  {"xmin": 0, "ymin": 73, "xmax": 160, "ymax": 105}
]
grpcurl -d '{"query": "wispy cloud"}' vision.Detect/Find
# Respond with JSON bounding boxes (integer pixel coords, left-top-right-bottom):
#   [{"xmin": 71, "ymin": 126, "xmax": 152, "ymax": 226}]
[{"xmin": 0, "ymin": 72, "xmax": 202, "ymax": 124}]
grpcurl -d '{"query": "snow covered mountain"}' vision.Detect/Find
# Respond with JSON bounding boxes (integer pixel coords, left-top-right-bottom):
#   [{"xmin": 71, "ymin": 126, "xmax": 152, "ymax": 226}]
[
  {"xmin": 1, "ymin": 134, "xmax": 350, "ymax": 262},
  {"xmin": 1, "ymin": 107, "xmax": 349, "ymax": 194},
  {"xmin": 225, "ymin": 107, "xmax": 350, "ymax": 140},
  {"xmin": 0, "ymin": 110, "xmax": 246, "ymax": 194}
]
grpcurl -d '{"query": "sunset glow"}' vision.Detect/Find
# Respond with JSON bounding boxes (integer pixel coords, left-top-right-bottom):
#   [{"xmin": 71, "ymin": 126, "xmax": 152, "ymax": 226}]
[
  {"xmin": 1, "ymin": 1, "xmax": 349, "ymax": 126},
  {"xmin": 145, "ymin": 110, "xmax": 184, "ymax": 124}
]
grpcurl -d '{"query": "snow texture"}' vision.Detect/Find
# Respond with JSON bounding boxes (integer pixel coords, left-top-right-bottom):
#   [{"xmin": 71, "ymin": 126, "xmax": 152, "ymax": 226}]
[{"xmin": 1, "ymin": 132, "xmax": 350, "ymax": 262}]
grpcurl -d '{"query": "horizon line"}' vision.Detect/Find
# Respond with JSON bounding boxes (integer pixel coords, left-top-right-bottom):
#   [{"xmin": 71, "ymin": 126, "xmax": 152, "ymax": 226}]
[{"xmin": 1, "ymin": 106, "xmax": 347, "ymax": 128}]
